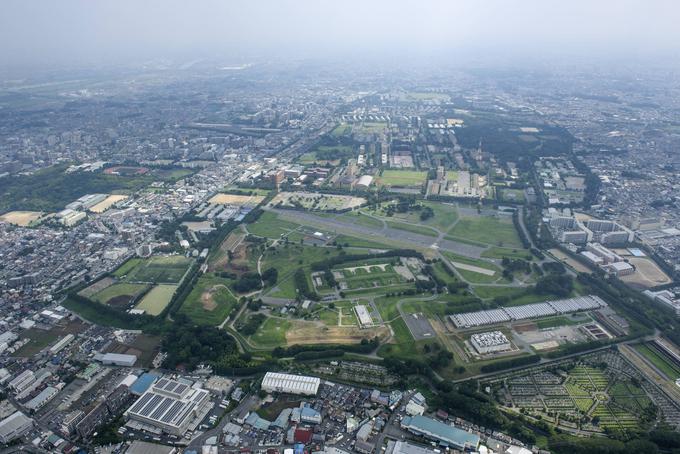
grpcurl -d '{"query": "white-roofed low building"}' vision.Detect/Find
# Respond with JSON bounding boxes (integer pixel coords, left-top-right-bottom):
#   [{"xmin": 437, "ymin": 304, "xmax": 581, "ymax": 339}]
[
  {"xmin": 94, "ymin": 352, "xmax": 137, "ymax": 367},
  {"xmin": 261, "ymin": 372, "xmax": 320, "ymax": 396},
  {"xmin": 0, "ymin": 411, "xmax": 33, "ymax": 443}
]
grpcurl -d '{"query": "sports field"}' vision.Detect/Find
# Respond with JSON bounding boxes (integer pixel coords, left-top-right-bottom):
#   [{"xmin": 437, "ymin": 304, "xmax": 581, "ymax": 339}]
[
  {"xmin": 0, "ymin": 210, "xmax": 45, "ymax": 226},
  {"xmin": 116, "ymin": 255, "xmax": 193, "ymax": 284},
  {"xmin": 178, "ymin": 275, "xmax": 237, "ymax": 325},
  {"xmin": 92, "ymin": 282, "xmax": 149, "ymax": 307},
  {"xmin": 620, "ymin": 257, "xmax": 672, "ymax": 288},
  {"xmin": 135, "ymin": 284, "xmax": 177, "ymax": 316},
  {"xmin": 208, "ymin": 193, "xmax": 265, "ymax": 206},
  {"xmin": 89, "ymin": 194, "xmax": 128, "ymax": 213},
  {"xmin": 378, "ymin": 170, "xmax": 427, "ymax": 187}
]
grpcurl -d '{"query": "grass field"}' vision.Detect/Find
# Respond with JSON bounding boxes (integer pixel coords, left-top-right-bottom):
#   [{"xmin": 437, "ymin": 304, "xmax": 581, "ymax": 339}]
[
  {"xmin": 481, "ymin": 246, "xmax": 532, "ymax": 260},
  {"xmin": 356, "ymin": 122, "xmax": 388, "ymax": 134},
  {"xmin": 178, "ymin": 275, "xmax": 237, "ymax": 325},
  {"xmin": 441, "ymin": 252, "xmax": 503, "ymax": 284},
  {"xmin": 449, "ymin": 214, "xmax": 522, "ymax": 248},
  {"xmin": 333, "ymin": 234, "xmax": 393, "ymax": 250},
  {"xmin": 385, "ymin": 220, "xmax": 438, "ymax": 237},
  {"xmin": 117, "ymin": 255, "xmax": 193, "ymax": 284},
  {"xmin": 330, "ymin": 123, "xmax": 352, "ymax": 137},
  {"xmin": 378, "ymin": 170, "xmax": 427, "ymax": 187},
  {"xmin": 338, "ymin": 211, "xmax": 385, "ymax": 229},
  {"xmin": 135, "ymin": 284, "xmax": 177, "ymax": 315},
  {"xmin": 246, "ymin": 211, "xmax": 301, "ymax": 238},
  {"xmin": 92, "ymin": 283, "xmax": 149, "ymax": 307},
  {"xmin": 250, "ymin": 317, "xmax": 291, "ymax": 347},
  {"xmin": 634, "ymin": 343, "xmax": 680, "ymax": 379},
  {"xmin": 12, "ymin": 329, "xmax": 59, "ymax": 357},
  {"xmin": 359, "ymin": 201, "xmax": 458, "ymax": 237},
  {"xmin": 263, "ymin": 243, "xmax": 344, "ymax": 299},
  {"xmin": 377, "ymin": 318, "xmax": 430, "ymax": 359}
]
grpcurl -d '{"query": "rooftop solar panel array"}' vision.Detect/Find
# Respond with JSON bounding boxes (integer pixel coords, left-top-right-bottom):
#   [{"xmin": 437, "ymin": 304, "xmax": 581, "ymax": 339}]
[
  {"xmin": 449, "ymin": 295, "xmax": 607, "ymax": 328},
  {"xmin": 126, "ymin": 382, "xmax": 211, "ymax": 431}
]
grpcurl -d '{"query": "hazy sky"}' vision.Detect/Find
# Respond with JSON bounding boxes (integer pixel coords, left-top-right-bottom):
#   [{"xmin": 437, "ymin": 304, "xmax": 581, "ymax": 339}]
[{"xmin": 1, "ymin": 0, "xmax": 679, "ymax": 69}]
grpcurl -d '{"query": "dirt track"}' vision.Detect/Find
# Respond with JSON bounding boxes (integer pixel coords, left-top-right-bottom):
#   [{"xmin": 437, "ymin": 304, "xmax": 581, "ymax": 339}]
[{"xmin": 285, "ymin": 320, "xmax": 389, "ymax": 345}]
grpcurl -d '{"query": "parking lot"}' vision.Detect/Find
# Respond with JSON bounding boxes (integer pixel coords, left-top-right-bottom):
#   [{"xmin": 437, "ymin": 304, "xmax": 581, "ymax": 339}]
[{"xmin": 402, "ymin": 312, "xmax": 435, "ymax": 340}]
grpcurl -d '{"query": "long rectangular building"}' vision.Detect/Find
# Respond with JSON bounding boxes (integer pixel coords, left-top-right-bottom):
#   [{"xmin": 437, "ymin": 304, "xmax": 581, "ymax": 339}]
[
  {"xmin": 400, "ymin": 415, "xmax": 479, "ymax": 451},
  {"xmin": 261, "ymin": 372, "xmax": 320, "ymax": 396},
  {"xmin": 125, "ymin": 377, "xmax": 211, "ymax": 436},
  {"xmin": 450, "ymin": 295, "xmax": 607, "ymax": 328}
]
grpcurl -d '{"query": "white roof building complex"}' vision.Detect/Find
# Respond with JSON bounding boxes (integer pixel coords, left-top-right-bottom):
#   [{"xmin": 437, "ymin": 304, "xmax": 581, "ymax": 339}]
[
  {"xmin": 261, "ymin": 372, "xmax": 320, "ymax": 396},
  {"xmin": 470, "ymin": 331, "xmax": 512, "ymax": 354},
  {"xmin": 450, "ymin": 295, "xmax": 607, "ymax": 328}
]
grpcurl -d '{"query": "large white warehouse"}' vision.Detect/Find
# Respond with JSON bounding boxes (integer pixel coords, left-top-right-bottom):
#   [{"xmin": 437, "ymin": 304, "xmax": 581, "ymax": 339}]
[{"xmin": 261, "ymin": 372, "xmax": 320, "ymax": 396}]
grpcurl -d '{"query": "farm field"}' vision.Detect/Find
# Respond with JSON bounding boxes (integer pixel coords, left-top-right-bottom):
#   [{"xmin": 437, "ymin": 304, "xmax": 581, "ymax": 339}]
[
  {"xmin": 135, "ymin": 284, "xmax": 177, "ymax": 316},
  {"xmin": 377, "ymin": 170, "xmax": 427, "ymax": 187},
  {"xmin": 117, "ymin": 255, "xmax": 193, "ymax": 284},
  {"xmin": 92, "ymin": 282, "xmax": 149, "ymax": 307},
  {"xmin": 178, "ymin": 275, "xmax": 237, "ymax": 325}
]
